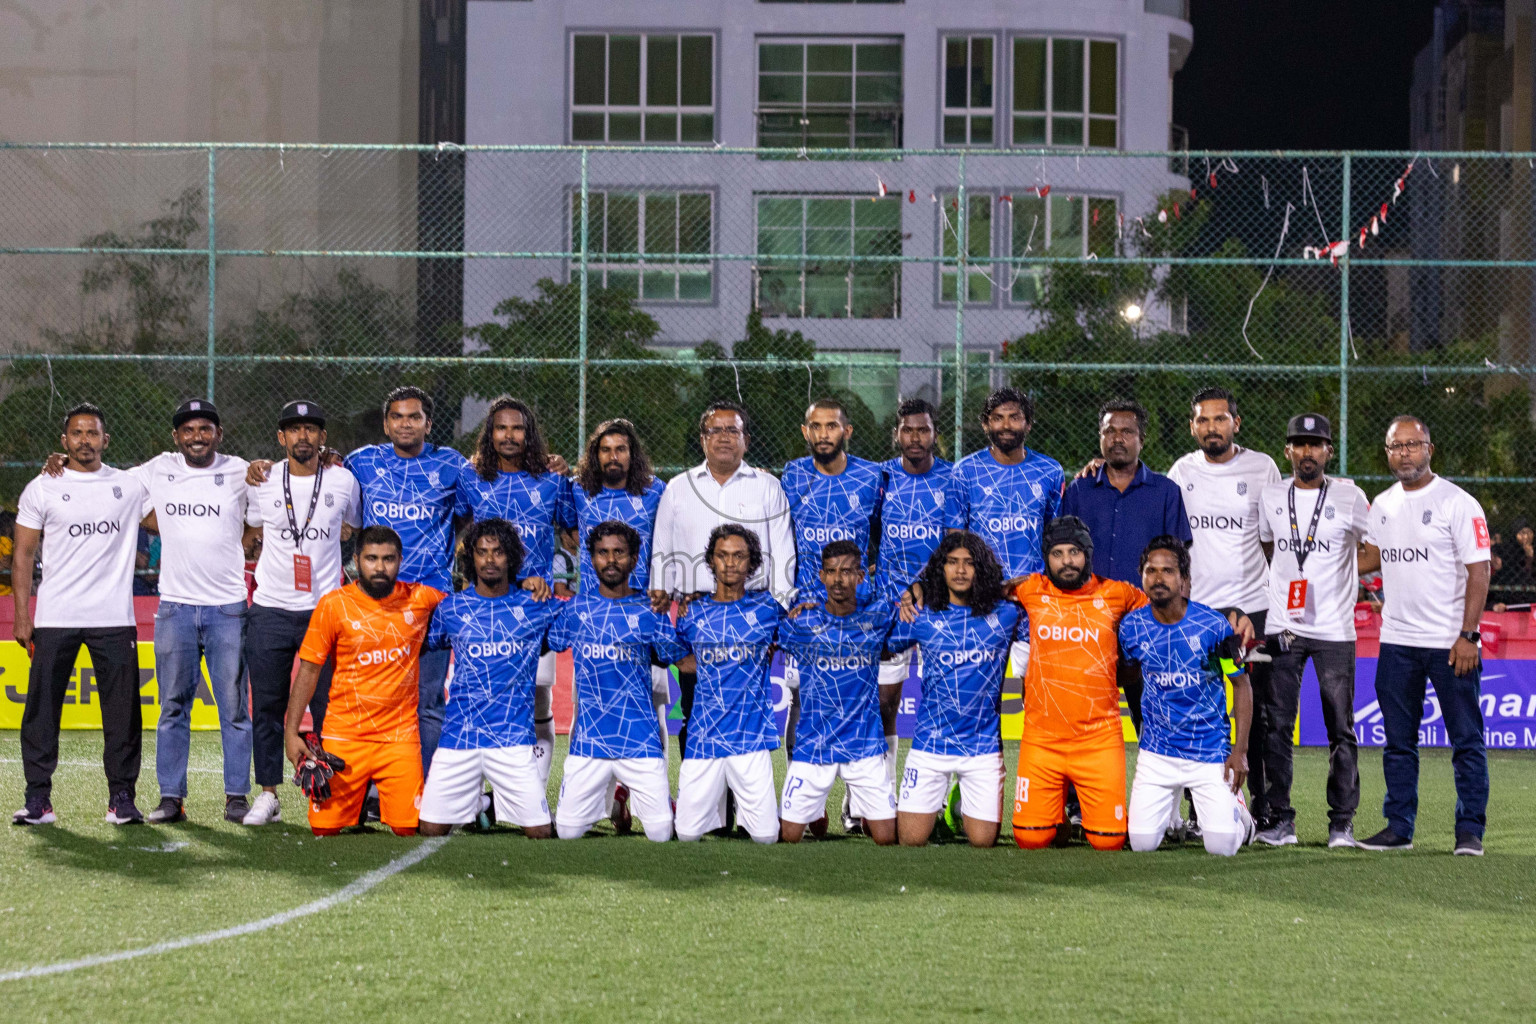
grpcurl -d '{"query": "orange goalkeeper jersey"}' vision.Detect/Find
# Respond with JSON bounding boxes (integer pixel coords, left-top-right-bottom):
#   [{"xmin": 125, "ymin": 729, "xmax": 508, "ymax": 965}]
[
  {"xmin": 298, "ymin": 581, "xmax": 446, "ymax": 744},
  {"xmin": 1011, "ymin": 574, "xmax": 1147, "ymax": 740}
]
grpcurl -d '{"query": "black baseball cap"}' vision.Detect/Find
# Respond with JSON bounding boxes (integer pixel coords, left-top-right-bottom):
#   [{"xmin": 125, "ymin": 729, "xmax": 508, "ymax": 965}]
[
  {"xmin": 1286, "ymin": 413, "xmax": 1332, "ymax": 443},
  {"xmin": 278, "ymin": 400, "xmax": 327, "ymax": 429},
  {"xmin": 172, "ymin": 398, "xmax": 220, "ymax": 430}
]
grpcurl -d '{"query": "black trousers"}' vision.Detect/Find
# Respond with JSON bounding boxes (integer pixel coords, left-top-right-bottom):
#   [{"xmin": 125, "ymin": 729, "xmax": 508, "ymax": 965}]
[
  {"xmin": 245, "ymin": 603, "xmax": 332, "ymax": 788},
  {"xmin": 1262, "ymin": 633, "xmax": 1359, "ymax": 827},
  {"xmin": 1244, "ymin": 610, "xmax": 1273, "ymax": 823},
  {"xmin": 675, "ymin": 669, "xmax": 697, "ymax": 759},
  {"xmin": 1119, "ymin": 659, "xmax": 1145, "ymax": 732},
  {"xmin": 21, "ymin": 626, "xmax": 142, "ymax": 802}
]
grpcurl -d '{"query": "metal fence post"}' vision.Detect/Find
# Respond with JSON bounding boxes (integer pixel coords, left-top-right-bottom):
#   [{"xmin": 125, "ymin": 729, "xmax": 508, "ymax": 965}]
[
  {"xmin": 206, "ymin": 146, "xmax": 217, "ymax": 402},
  {"xmin": 578, "ymin": 148, "xmax": 590, "ymax": 446},
  {"xmin": 1338, "ymin": 154, "xmax": 1351, "ymax": 476},
  {"xmin": 953, "ymin": 150, "xmax": 966, "ymax": 446}
]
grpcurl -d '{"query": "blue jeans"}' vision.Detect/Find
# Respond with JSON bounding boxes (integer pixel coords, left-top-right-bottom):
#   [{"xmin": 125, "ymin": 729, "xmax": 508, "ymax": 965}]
[
  {"xmin": 154, "ymin": 600, "xmax": 252, "ymax": 798},
  {"xmin": 418, "ymin": 647, "xmax": 449, "ymax": 772},
  {"xmin": 1374, "ymin": 643, "xmax": 1489, "ymax": 839}
]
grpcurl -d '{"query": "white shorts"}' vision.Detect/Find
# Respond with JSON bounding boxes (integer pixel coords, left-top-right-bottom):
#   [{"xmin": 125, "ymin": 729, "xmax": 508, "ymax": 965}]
[
  {"xmin": 535, "ymin": 650, "xmax": 556, "ymax": 691},
  {"xmin": 898, "ymin": 749, "xmax": 1004, "ymax": 823},
  {"xmin": 878, "ymin": 647, "xmax": 920, "ymax": 689},
  {"xmin": 652, "ymin": 665, "xmax": 672, "ymax": 703},
  {"xmin": 676, "ymin": 750, "xmax": 779, "ymax": 842},
  {"xmin": 1009, "ymin": 640, "xmax": 1030, "ymax": 680},
  {"xmin": 420, "ymin": 745, "xmax": 550, "ymax": 827},
  {"xmin": 780, "ymin": 754, "xmax": 896, "ymax": 825},
  {"xmin": 783, "ymin": 660, "xmax": 800, "ymax": 691},
  {"xmin": 1128, "ymin": 749, "xmax": 1251, "ymax": 850},
  {"xmin": 556, "ymin": 755, "xmax": 673, "ymax": 841}
]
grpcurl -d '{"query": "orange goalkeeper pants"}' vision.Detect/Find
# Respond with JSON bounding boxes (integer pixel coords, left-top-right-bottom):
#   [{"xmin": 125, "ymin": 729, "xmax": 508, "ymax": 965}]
[{"xmin": 1012, "ymin": 731, "xmax": 1127, "ymax": 851}]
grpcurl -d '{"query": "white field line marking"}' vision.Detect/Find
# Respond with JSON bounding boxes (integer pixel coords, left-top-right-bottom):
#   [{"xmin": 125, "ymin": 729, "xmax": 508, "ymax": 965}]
[
  {"xmin": 0, "ymin": 758, "xmax": 222, "ymax": 775},
  {"xmin": 0, "ymin": 837, "xmax": 447, "ymax": 982}
]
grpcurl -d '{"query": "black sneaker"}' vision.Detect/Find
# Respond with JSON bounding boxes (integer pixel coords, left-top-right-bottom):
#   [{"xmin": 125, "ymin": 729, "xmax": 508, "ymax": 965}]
[
  {"xmin": 146, "ymin": 797, "xmax": 186, "ymax": 824},
  {"xmin": 224, "ymin": 794, "xmax": 250, "ymax": 823},
  {"xmin": 105, "ymin": 790, "xmax": 145, "ymax": 825},
  {"xmin": 1357, "ymin": 826, "xmax": 1412, "ymax": 851},
  {"xmin": 12, "ymin": 796, "xmax": 56, "ymax": 826},
  {"xmin": 1453, "ymin": 832, "xmax": 1484, "ymax": 857}
]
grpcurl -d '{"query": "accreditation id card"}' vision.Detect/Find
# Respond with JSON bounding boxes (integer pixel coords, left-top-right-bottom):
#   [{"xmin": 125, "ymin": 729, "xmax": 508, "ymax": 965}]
[
  {"xmin": 293, "ymin": 553, "xmax": 313, "ymax": 593},
  {"xmin": 1286, "ymin": 578, "xmax": 1309, "ymax": 622}
]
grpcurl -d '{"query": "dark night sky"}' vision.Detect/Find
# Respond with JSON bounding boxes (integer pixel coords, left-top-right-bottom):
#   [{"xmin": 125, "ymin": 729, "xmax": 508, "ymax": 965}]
[{"xmin": 1174, "ymin": 0, "xmax": 1445, "ymax": 150}]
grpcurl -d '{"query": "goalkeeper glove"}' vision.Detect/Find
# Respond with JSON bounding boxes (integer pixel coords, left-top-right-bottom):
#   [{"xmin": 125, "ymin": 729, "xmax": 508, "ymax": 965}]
[{"xmin": 293, "ymin": 734, "xmax": 346, "ymax": 803}]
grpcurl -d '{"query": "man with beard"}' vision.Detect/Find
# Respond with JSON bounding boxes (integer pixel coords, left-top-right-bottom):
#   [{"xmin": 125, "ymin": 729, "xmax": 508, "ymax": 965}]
[
  {"xmin": 283, "ymin": 526, "xmax": 446, "ymax": 837},
  {"xmin": 1008, "ymin": 517, "xmax": 1144, "ymax": 851},
  {"xmin": 1254, "ymin": 414, "xmax": 1370, "ymax": 849},
  {"xmin": 39, "ymin": 399, "xmax": 256, "ymax": 824},
  {"xmin": 1120, "ymin": 537, "xmax": 1257, "ymax": 857},
  {"xmin": 463, "ymin": 396, "xmax": 573, "ymax": 781},
  {"xmin": 1356, "ymin": 416, "xmax": 1491, "ymax": 856},
  {"xmin": 241, "ymin": 401, "xmax": 362, "ymax": 826},
  {"xmin": 780, "ymin": 398, "xmax": 888, "ymax": 829},
  {"xmin": 1166, "ymin": 386, "xmax": 1280, "ymax": 830},
  {"xmin": 945, "ymin": 387, "xmax": 1064, "ymax": 678}
]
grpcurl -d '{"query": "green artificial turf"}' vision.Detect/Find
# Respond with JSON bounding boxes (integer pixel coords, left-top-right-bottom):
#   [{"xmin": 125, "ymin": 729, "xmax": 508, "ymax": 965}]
[{"xmin": 0, "ymin": 733, "xmax": 1532, "ymax": 1023}]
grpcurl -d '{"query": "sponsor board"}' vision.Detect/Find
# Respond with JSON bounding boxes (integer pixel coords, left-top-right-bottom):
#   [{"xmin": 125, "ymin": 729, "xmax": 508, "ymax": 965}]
[{"xmin": 0, "ymin": 643, "xmax": 225, "ymax": 730}]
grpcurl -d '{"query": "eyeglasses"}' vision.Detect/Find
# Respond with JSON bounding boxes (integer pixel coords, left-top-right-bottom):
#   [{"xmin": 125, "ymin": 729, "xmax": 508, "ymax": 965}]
[
  {"xmin": 1384, "ymin": 440, "xmax": 1431, "ymax": 454},
  {"xmin": 702, "ymin": 426, "xmax": 743, "ymax": 439}
]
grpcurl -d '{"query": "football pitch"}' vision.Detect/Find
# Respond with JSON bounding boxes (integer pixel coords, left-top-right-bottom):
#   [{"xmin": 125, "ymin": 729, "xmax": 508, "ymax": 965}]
[{"xmin": 0, "ymin": 735, "xmax": 1532, "ymax": 1023}]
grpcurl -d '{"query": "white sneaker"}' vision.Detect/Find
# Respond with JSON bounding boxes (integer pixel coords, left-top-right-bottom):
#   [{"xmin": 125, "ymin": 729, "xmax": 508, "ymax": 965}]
[{"xmin": 241, "ymin": 790, "xmax": 282, "ymax": 825}]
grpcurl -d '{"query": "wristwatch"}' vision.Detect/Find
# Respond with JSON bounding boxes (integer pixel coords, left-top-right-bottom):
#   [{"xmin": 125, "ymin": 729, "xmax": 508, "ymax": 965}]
[{"xmin": 1459, "ymin": 630, "xmax": 1482, "ymax": 644}]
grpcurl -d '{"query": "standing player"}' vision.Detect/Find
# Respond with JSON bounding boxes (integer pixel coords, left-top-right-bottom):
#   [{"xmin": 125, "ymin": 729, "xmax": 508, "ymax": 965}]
[
  {"xmin": 1166, "ymin": 386, "xmax": 1280, "ymax": 827},
  {"xmin": 283, "ymin": 526, "xmax": 445, "ymax": 836},
  {"xmin": 1255, "ymin": 413, "xmax": 1369, "ymax": 848},
  {"xmin": 12, "ymin": 403, "xmax": 148, "ymax": 826},
  {"xmin": 548, "ymin": 522, "xmax": 683, "ymax": 842},
  {"xmin": 776, "ymin": 540, "xmax": 898, "ymax": 845},
  {"xmin": 945, "ymin": 386, "xmax": 1064, "ymax": 677},
  {"xmin": 887, "ymin": 532, "xmax": 1018, "ymax": 848},
  {"xmin": 242, "ymin": 401, "xmax": 362, "ymax": 826},
  {"xmin": 1120, "ymin": 537, "xmax": 1256, "ymax": 857},
  {"xmin": 419, "ymin": 519, "xmax": 562, "ymax": 838},
  {"xmin": 670, "ymin": 525, "xmax": 783, "ymax": 844},
  {"xmin": 462, "ymin": 396, "xmax": 572, "ymax": 781}
]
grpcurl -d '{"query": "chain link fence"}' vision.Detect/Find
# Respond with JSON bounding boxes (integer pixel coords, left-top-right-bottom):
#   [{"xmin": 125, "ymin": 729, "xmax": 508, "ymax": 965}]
[{"xmin": 2, "ymin": 142, "xmax": 1535, "ymax": 584}]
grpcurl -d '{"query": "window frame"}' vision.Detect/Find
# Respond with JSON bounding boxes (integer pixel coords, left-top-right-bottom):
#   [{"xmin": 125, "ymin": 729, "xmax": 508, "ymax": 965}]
[
  {"xmin": 568, "ymin": 30, "xmax": 718, "ymax": 145},
  {"xmin": 1008, "ymin": 33, "xmax": 1120, "ymax": 149},
  {"xmin": 1003, "ymin": 190, "xmax": 1122, "ymax": 305},
  {"xmin": 568, "ymin": 187, "xmax": 717, "ymax": 305},
  {"xmin": 752, "ymin": 193, "xmax": 904, "ymax": 320},
  {"xmin": 934, "ymin": 189, "xmax": 997, "ymax": 308},
  {"xmin": 755, "ymin": 36, "xmax": 905, "ymax": 151},
  {"xmin": 938, "ymin": 32, "xmax": 1000, "ymax": 149}
]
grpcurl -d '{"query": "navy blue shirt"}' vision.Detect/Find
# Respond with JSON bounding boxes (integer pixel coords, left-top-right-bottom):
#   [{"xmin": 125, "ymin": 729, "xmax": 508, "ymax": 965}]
[{"xmin": 1059, "ymin": 462, "xmax": 1192, "ymax": 584}]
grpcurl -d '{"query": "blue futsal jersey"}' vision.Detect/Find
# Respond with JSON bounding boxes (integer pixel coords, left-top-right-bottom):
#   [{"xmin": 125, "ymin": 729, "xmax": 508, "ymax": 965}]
[
  {"xmin": 886, "ymin": 601, "xmax": 1020, "ymax": 757},
  {"xmin": 775, "ymin": 598, "xmax": 894, "ymax": 765},
  {"xmin": 1118, "ymin": 601, "xmax": 1239, "ymax": 764},
  {"xmin": 878, "ymin": 457, "xmax": 952, "ymax": 587},
  {"xmin": 944, "ymin": 448, "xmax": 1064, "ymax": 580},
  {"xmin": 546, "ymin": 592, "xmax": 685, "ymax": 760},
  {"xmin": 346, "ymin": 443, "xmax": 473, "ymax": 592},
  {"xmin": 780, "ymin": 455, "xmax": 886, "ymax": 593},
  {"xmin": 426, "ymin": 588, "xmax": 561, "ymax": 750},
  {"xmin": 463, "ymin": 469, "xmax": 574, "ymax": 584},
  {"xmin": 566, "ymin": 478, "xmax": 666, "ymax": 592},
  {"xmin": 674, "ymin": 590, "xmax": 783, "ymax": 759}
]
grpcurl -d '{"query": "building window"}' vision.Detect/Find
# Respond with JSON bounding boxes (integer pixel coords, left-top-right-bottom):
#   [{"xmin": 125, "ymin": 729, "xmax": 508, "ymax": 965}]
[
  {"xmin": 570, "ymin": 190, "xmax": 713, "ymax": 302},
  {"xmin": 815, "ymin": 350, "xmax": 900, "ymax": 422},
  {"xmin": 571, "ymin": 33, "xmax": 715, "ymax": 143},
  {"xmin": 1007, "ymin": 193, "xmax": 1118, "ymax": 303},
  {"xmin": 937, "ymin": 191, "xmax": 993, "ymax": 304},
  {"xmin": 942, "ymin": 36, "xmax": 995, "ymax": 146},
  {"xmin": 755, "ymin": 195, "xmax": 901, "ymax": 319},
  {"xmin": 757, "ymin": 39, "xmax": 903, "ymax": 150},
  {"xmin": 1011, "ymin": 36, "xmax": 1118, "ymax": 148}
]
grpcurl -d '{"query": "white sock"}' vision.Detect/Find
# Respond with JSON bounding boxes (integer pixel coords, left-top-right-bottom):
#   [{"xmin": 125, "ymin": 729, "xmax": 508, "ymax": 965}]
[
  {"xmin": 534, "ymin": 716, "xmax": 555, "ymax": 784},
  {"xmin": 884, "ymin": 734, "xmax": 899, "ymax": 787}
]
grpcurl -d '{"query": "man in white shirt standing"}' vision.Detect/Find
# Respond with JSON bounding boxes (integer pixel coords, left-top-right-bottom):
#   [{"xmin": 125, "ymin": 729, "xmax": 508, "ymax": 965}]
[
  {"xmin": 650, "ymin": 401, "xmax": 795, "ymax": 761},
  {"xmin": 1255, "ymin": 414, "xmax": 1370, "ymax": 849},
  {"xmin": 1358, "ymin": 415, "xmax": 1491, "ymax": 856},
  {"xmin": 241, "ymin": 401, "xmax": 362, "ymax": 826},
  {"xmin": 11, "ymin": 403, "xmax": 149, "ymax": 826},
  {"xmin": 1166, "ymin": 386, "xmax": 1282, "ymax": 829}
]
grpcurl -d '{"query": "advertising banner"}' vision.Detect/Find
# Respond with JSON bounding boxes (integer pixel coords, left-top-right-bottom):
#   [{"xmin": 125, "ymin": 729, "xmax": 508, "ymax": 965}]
[{"xmin": 0, "ymin": 642, "xmax": 226, "ymax": 730}]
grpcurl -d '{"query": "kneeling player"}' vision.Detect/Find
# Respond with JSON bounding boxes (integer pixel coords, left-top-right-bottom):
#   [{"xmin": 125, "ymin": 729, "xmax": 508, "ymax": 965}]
[
  {"xmin": 671, "ymin": 525, "xmax": 782, "ymax": 844},
  {"xmin": 1119, "ymin": 537, "xmax": 1256, "ymax": 857},
  {"xmin": 777, "ymin": 541, "xmax": 898, "ymax": 845},
  {"xmin": 284, "ymin": 526, "xmax": 445, "ymax": 836},
  {"xmin": 418, "ymin": 519, "xmax": 562, "ymax": 837},
  {"xmin": 548, "ymin": 522, "xmax": 683, "ymax": 841},
  {"xmin": 888, "ymin": 532, "xmax": 1017, "ymax": 847},
  {"xmin": 1010, "ymin": 517, "xmax": 1143, "ymax": 851}
]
